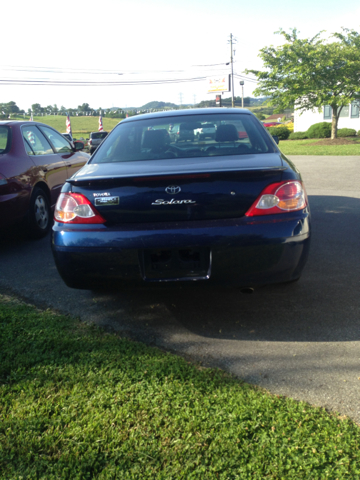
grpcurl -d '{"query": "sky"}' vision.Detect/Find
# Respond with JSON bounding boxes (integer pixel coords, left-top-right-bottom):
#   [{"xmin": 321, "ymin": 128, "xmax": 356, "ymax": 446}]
[{"xmin": 2, "ymin": 0, "xmax": 360, "ymax": 112}]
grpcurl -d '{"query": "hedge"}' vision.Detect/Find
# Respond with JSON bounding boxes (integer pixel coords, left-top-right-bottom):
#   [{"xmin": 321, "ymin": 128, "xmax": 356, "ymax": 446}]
[
  {"xmin": 337, "ymin": 128, "xmax": 357, "ymax": 137},
  {"xmin": 306, "ymin": 122, "xmax": 331, "ymax": 139},
  {"xmin": 266, "ymin": 126, "xmax": 290, "ymax": 140}
]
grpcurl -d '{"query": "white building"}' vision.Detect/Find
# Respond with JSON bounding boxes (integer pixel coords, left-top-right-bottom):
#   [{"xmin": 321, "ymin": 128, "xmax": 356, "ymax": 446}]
[{"xmin": 294, "ymin": 102, "xmax": 360, "ymax": 132}]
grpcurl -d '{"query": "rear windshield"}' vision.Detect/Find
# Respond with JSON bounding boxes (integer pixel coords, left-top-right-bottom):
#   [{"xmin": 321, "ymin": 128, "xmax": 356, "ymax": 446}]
[
  {"xmin": 0, "ymin": 126, "xmax": 10, "ymax": 153},
  {"xmin": 90, "ymin": 113, "xmax": 277, "ymax": 164},
  {"xmin": 91, "ymin": 132, "xmax": 108, "ymax": 140}
]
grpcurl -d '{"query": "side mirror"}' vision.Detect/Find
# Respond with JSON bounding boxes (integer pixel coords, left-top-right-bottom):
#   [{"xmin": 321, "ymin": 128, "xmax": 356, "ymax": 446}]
[
  {"xmin": 272, "ymin": 135, "xmax": 279, "ymax": 145},
  {"xmin": 74, "ymin": 141, "xmax": 85, "ymax": 151}
]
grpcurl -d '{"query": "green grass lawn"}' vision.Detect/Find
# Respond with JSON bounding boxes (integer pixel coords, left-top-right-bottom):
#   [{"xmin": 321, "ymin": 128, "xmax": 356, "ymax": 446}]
[
  {"xmin": 1, "ymin": 296, "xmax": 360, "ymax": 479},
  {"xmin": 279, "ymin": 139, "xmax": 360, "ymax": 156}
]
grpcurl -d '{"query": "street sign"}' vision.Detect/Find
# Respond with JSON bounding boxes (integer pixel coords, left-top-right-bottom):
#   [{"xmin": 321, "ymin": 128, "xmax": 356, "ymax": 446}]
[{"xmin": 207, "ymin": 75, "xmax": 230, "ymax": 94}]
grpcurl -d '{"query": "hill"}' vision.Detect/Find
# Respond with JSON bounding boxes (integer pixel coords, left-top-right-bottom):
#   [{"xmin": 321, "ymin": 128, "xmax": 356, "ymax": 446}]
[{"xmin": 140, "ymin": 101, "xmax": 179, "ymax": 110}]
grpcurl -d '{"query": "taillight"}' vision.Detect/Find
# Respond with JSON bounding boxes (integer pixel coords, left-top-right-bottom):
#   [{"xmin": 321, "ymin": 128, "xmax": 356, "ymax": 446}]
[
  {"xmin": 245, "ymin": 181, "xmax": 307, "ymax": 217},
  {"xmin": 54, "ymin": 193, "xmax": 106, "ymax": 224},
  {"xmin": 89, "ymin": 139, "xmax": 92, "ymax": 145}
]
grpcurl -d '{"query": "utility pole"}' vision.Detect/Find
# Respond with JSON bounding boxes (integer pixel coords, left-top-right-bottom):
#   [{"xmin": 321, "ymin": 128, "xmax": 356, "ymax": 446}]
[
  {"xmin": 229, "ymin": 33, "xmax": 236, "ymax": 108},
  {"xmin": 179, "ymin": 93, "xmax": 183, "ymax": 108},
  {"xmin": 240, "ymin": 80, "xmax": 244, "ymax": 108}
]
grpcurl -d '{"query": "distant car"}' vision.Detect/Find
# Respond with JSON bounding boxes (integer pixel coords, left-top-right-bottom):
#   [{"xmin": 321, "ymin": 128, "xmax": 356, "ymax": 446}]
[
  {"xmin": 62, "ymin": 133, "xmax": 73, "ymax": 142},
  {"xmin": 62, "ymin": 133, "xmax": 86, "ymax": 151},
  {"xmin": 194, "ymin": 123, "xmax": 217, "ymax": 140},
  {"xmin": 263, "ymin": 122, "xmax": 282, "ymax": 127},
  {"xmin": 88, "ymin": 131, "xmax": 108, "ymax": 154},
  {"xmin": 51, "ymin": 108, "xmax": 311, "ymax": 290},
  {"xmin": 169, "ymin": 123, "xmax": 198, "ymax": 143},
  {"xmin": 0, "ymin": 120, "xmax": 89, "ymax": 238}
]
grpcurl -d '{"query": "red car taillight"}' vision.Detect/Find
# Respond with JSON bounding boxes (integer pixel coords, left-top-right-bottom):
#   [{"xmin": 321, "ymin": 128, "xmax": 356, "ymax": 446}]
[
  {"xmin": 54, "ymin": 193, "xmax": 106, "ymax": 224},
  {"xmin": 245, "ymin": 181, "xmax": 307, "ymax": 217}
]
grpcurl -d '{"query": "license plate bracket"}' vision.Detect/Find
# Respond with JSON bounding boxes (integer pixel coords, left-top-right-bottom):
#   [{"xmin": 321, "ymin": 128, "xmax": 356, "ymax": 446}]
[{"xmin": 141, "ymin": 247, "xmax": 211, "ymax": 281}]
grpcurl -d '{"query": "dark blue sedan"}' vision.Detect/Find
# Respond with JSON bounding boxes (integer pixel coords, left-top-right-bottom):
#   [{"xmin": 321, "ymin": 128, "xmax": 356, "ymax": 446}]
[{"xmin": 51, "ymin": 109, "xmax": 310, "ymax": 289}]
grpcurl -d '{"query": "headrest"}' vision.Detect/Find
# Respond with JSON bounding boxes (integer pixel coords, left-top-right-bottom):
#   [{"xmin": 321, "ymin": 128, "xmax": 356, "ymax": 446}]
[
  {"xmin": 215, "ymin": 124, "xmax": 239, "ymax": 142},
  {"xmin": 142, "ymin": 129, "xmax": 168, "ymax": 149}
]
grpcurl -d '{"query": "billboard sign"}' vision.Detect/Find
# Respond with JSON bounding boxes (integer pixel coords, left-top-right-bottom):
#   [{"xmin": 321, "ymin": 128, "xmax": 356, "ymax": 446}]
[{"xmin": 207, "ymin": 75, "xmax": 230, "ymax": 93}]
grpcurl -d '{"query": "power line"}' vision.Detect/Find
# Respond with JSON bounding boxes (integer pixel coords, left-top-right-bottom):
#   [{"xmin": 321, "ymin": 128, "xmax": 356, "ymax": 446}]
[
  {"xmin": 234, "ymin": 74, "xmax": 258, "ymax": 84},
  {"xmin": 191, "ymin": 63, "xmax": 229, "ymax": 67},
  {"xmin": 0, "ymin": 64, "xmax": 229, "ymax": 76},
  {"xmin": 0, "ymin": 77, "xmax": 208, "ymax": 87}
]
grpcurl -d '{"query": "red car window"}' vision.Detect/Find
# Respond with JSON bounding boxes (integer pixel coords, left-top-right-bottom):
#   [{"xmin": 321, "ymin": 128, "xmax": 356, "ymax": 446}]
[{"xmin": 21, "ymin": 126, "xmax": 53, "ymax": 156}]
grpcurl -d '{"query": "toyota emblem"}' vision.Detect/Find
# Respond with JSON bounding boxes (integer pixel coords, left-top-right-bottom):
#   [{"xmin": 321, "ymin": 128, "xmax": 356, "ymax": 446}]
[{"xmin": 165, "ymin": 185, "xmax": 181, "ymax": 195}]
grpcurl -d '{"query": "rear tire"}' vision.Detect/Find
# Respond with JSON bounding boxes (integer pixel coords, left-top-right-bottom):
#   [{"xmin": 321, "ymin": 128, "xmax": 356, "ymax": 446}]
[{"xmin": 28, "ymin": 187, "xmax": 51, "ymax": 239}]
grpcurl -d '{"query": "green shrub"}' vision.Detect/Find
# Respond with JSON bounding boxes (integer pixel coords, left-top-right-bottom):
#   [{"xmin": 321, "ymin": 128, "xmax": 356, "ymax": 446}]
[
  {"xmin": 254, "ymin": 112, "xmax": 266, "ymax": 120},
  {"xmin": 337, "ymin": 128, "xmax": 357, "ymax": 137},
  {"xmin": 306, "ymin": 122, "xmax": 331, "ymax": 138},
  {"xmin": 289, "ymin": 131, "xmax": 308, "ymax": 140},
  {"xmin": 267, "ymin": 126, "xmax": 290, "ymax": 140}
]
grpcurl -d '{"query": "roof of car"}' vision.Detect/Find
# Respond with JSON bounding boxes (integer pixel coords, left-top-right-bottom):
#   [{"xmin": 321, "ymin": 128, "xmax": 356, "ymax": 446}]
[
  {"xmin": 122, "ymin": 108, "xmax": 254, "ymax": 124},
  {"xmin": 0, "ymin": 120, "xmax": 50, "ymax": 127}
]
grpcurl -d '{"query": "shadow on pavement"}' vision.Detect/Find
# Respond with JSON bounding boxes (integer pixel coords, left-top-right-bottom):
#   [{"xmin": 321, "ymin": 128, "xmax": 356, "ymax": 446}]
[
  {"xmin": 88, "ymin": 194, "xmax": 360, "ymax": 344},
  {"xmin": 1, "ymin": 195, "xmax": 360, "ymax": 345}
]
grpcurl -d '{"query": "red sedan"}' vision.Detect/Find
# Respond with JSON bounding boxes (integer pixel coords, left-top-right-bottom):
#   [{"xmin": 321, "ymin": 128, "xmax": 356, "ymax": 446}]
[
  {"xmin": 263, "ymin": 122, "xmax": 282, "ymax": 127},
  {"xmin": 0, "ymin": 120, "xmax": 89, "ymax": 238}
]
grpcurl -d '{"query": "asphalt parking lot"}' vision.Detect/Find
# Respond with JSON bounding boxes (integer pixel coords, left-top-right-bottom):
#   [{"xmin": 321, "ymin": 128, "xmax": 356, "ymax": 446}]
[{"xmin": 1, "ymin": 155, "xmax": 360, "ymax": 422}]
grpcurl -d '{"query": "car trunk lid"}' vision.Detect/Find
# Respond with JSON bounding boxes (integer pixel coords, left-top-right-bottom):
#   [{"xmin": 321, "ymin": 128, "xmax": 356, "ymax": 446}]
[{"xmin": 69, "ymin": 154, "xmax": 286, "ymax": 224}]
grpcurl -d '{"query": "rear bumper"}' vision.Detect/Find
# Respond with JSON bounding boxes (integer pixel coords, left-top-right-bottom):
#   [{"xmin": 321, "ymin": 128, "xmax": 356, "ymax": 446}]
[{"xmin": 52, "ymin": 210, "xmax": 311, "ymax": 289}]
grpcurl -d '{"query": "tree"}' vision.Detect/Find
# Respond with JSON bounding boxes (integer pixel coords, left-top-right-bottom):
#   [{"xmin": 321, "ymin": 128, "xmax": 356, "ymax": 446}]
[
  {"xmin": 246, "ymin": 28, "xmax": 360, "ymax": 139},
  {"xmin": 254, "ymin": 112, "xmax": 266, "ymax": 121},
  {"xmin": 78, "ymin": 103, "xmax": 90, "ymax": 113},
  {"xmin": 31, "ymin": 103, "xmax": 42, "ymax": 114},
  {"xmin": 5, "ymin": 101, "xmax": 20, "ymax": 114}
]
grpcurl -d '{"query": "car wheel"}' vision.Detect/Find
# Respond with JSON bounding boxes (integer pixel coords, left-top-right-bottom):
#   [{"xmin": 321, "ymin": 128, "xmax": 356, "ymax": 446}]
[{"xmin": 28, "ymin": 187, "xmax": 51, "ymax": 239}]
